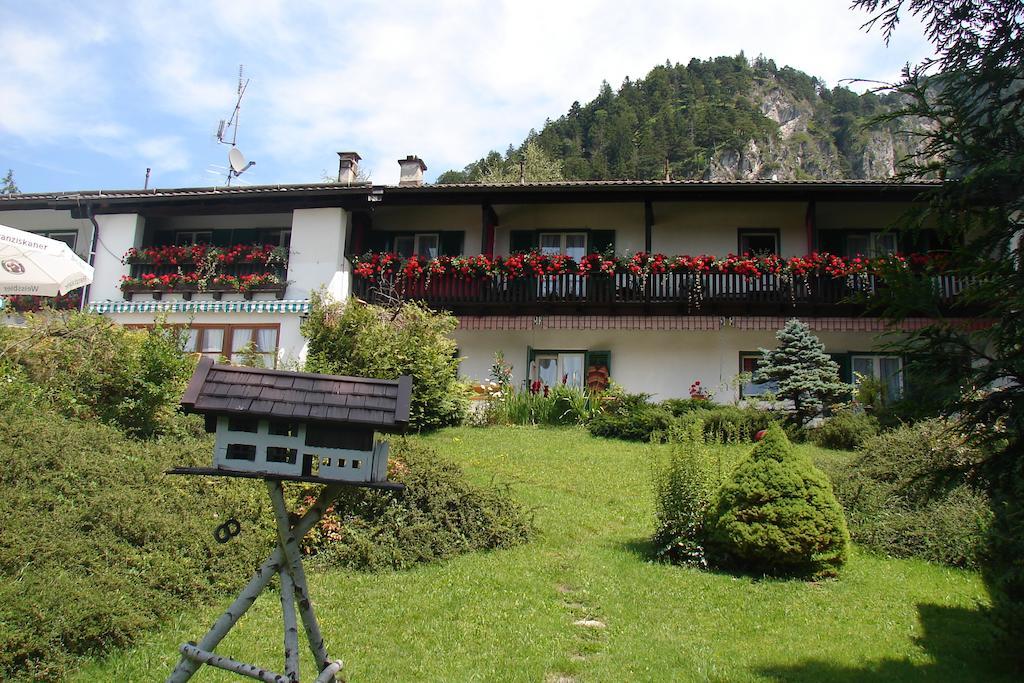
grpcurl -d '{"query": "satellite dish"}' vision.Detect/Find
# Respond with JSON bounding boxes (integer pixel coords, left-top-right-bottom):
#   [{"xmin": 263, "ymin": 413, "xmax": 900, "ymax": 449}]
[{"xmin": 229, "ymin": 147, "xmax": 248, "ymax": 173}]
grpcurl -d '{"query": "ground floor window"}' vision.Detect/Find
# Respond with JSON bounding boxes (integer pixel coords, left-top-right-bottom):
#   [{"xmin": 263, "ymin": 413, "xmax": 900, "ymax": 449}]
[
  {"xmin": 739, "ymin": 352, "xmax": 779, "ymax": 397},
  {"xmin": 851, "ymin": 354, "xmax": 903, "ymax": 401},
  {"xmin": 182, "ymin": 324, "xmax": 279, "ymax": 367},
  {"xmin": 123, "ymin": 323, "xmax": 281, "ymax": 367},
  {"xmin": 528, "ymin": 349, "xmax": 611, "ymax": 392}
]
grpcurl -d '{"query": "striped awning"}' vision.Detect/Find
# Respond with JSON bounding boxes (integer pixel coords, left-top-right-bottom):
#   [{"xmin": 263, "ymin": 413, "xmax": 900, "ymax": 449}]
[{"xmin": 87, "ymin": 299, "xmax": 310, "ymax": 315}]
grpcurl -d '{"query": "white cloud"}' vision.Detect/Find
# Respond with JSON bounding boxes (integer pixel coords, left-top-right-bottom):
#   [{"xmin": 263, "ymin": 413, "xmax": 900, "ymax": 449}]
[{"xmin": 0, "ymin": 0, "xmax": 936, "ymax": 189}]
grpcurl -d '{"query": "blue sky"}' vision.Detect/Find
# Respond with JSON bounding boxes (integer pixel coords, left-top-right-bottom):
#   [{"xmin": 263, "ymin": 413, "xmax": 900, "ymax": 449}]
[{"xmin": 0, "ymin": 0, "xmax": 934, "ymax": 193}]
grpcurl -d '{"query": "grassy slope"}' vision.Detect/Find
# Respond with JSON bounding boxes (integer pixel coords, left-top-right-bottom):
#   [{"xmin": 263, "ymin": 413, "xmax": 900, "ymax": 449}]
[{"xmin": 72, "ymin": 427, "xmax": 1014, "ymax": 682}]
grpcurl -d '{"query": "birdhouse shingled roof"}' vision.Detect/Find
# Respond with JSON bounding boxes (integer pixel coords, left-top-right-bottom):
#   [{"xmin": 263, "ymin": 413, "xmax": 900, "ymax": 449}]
[{"xmin": 180, "ymin": 357, "xmax": 412, "ymax": 432}]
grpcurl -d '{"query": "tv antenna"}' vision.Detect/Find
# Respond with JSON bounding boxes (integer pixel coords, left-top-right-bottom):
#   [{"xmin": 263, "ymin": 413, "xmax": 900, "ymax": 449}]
[{"xmin": 215, "ymin": 65, "xmax": 255, "ymax": 185}]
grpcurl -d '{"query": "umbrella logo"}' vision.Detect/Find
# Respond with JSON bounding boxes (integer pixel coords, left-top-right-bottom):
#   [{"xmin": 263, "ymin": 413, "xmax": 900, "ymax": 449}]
[{"xmin": 2, "ymin": 259, "xmax": 25, "ymax": 275}]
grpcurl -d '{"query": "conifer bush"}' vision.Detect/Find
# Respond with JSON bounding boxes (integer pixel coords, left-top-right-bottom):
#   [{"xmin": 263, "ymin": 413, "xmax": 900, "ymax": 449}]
[
  {"xmin": 708, "ymin": 424, "xmax": 850, "ymax": 577},
  {"xmin": 754, "ymin": 318, "xmax": 852, "ymax": 426}
]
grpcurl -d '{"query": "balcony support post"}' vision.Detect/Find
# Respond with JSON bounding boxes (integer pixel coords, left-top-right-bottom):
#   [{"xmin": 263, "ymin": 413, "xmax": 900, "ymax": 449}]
[{"xmin": 644, "ymin": 199, "xmax": 654, "ymax": 253}]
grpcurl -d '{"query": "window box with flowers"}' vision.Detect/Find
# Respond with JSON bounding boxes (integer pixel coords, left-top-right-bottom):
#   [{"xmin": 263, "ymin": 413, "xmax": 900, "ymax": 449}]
[
  {"xmin": 2, "ymin": 289, "xmax": 84, "ymax": 313},
  {"xmin": 120, "ymin": 244, "xmax": 290, "ymax": 300}
]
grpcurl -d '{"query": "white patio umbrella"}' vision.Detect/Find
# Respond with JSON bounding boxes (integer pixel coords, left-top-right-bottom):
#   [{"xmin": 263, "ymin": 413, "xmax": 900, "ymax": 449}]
[{"xmin": 0, "ymin": 223, "xmax": 93, "ymax": 297}]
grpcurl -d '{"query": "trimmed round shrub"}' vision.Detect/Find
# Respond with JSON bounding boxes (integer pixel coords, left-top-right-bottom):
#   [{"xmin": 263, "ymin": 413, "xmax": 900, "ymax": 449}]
[
  {"xmin": 709, "ymin": 424, "xmax": 850, "ymax": 577},
  {"xmin": 810, "ymin": 409, "xmax": 880, "ymax": 450}
]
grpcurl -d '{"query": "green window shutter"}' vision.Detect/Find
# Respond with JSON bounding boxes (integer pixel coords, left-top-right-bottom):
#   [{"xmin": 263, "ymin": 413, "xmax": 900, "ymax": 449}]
[
  {"xmin": 509, "ymin": 230, "xmax": 537, "ymax": 253},
  {"xmin": 212, "ymin": 230, "xmax": 233, "ymax": 247},
  {"xmin": 232, "ymin": 228, "xmax": 260, "ymax": 245},
  {"xmin": 440, "ymin": 231, "xmax": 464, "ymax": 256},
  {"xmin": 589, "ymin": 230, "xmax": 616, "ymax": 254},
  {"xmin": 817, "ymin": 231, "xmax": 844, "ymax": 254},
  {"xmin": 366, "ymin": 231, "xmax": 390, "ymax": 252},
  {"xmin": 585, "ymin": 350, "xmax": 611, "ymax": 391},
  {"xmin": 153, "ymin": 230, "xmax": 175, "ymax": 246}
]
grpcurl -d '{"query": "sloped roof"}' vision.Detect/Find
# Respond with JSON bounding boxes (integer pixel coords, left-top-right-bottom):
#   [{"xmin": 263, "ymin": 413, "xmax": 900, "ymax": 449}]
[
  {"xmin": 0, "ymin": 177, "xmax": 943, "ymax": 210},
  {"xmin": 180, "ymin": 357, "xmax": 411, "ymax": 432}
]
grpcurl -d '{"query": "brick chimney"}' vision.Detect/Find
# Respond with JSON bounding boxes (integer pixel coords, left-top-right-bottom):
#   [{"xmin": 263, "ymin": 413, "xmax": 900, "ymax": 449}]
[
  {"xmin": 337, "ymin": 152, "xmax": 362, "ymax": 184},
  {"xmin": 397, "ymin": 155, "xmax": 427, "ymax": 187}
]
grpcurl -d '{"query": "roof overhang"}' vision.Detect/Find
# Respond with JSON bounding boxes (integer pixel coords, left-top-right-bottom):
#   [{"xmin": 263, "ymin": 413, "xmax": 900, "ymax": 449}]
[{"xmin": 0, "ymin": 179, "xmax": 944, "ymax": 215}]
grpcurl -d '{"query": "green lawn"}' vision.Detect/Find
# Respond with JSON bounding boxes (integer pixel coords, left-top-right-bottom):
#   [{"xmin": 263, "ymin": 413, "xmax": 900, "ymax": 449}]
[{"xmin": 72, "ymin": 427, "xmax": 1014, "ymax": 682}]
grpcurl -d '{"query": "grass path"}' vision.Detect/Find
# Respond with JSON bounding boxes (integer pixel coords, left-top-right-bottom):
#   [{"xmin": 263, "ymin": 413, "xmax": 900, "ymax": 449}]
[{"xmin": 72, "ymin": 427, "xmax": 1014, "ymax": 682}]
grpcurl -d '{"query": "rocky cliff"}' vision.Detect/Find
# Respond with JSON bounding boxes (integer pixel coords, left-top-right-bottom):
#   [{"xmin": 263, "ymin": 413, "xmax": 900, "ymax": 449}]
[{"xmin": 439, "ymin": 55, "xmax": 926, "ymax": 184}]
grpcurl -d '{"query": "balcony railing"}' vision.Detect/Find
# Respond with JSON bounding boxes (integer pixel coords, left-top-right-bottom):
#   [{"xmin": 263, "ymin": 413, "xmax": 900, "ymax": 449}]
[{"xmin": 352, "ymin": 272, "xmax": 967, "ymax": 316}]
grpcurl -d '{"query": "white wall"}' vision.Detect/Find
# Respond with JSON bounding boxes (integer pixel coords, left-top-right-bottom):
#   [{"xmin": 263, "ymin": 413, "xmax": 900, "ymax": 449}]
[
  {"xmin": 494, "ymin": 202, "xmax": 645, "ymax": 255},
  {"xmin": 91, "ymin": 214, "xmax": 145, "ymax": 301},
  {"xmin": 653, "ymin": 201, "xmax": 808, "ymax": 256},
  {"xmin": 453, "ymin": 326, "xmax": 895, "ymax": 402},
  {"xmin": 289, "ymin": 208, "xmax": 348, "ymax": 300},
  {"xmin": 371, "ymin": 205, "xmax": 482, "ymax": 254}
]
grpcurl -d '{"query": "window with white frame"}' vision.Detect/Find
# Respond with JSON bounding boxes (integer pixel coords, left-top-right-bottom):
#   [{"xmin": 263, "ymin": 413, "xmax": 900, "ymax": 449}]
[
  {"xmin": 531, "ymin": 351, "xmax": 586, "ymax": 390},
  {"xmin": 394, "ymin": 233, "xmax": 439, "ymax": 259},
  {"xmin": 179, "ymin": 324, "xmax": 280, "ymax": 367},
  {"xmin": 739, "ymin": 353, "xmax": 779, "ymax": 397},
  {"xmin": 851, "ymin": 354, "xmax": 903, "ymax": 401},
  {"xmin": 846, "ymin": 232, "xmax": 898, "ymax": 258},
  {"xmin": 539, "ymin": 233, "xmax": 587, "ymax": 259},
  {"xmin": 538, "ymin": 233, "xmax": 586, "ymax": 296},
  {"xmin": 34, "ymin": 230, "xmax": 78, "ymax": 251}
]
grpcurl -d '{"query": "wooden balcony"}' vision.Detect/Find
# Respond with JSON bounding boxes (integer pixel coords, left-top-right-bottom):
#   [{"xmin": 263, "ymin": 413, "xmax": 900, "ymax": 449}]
[{"xmin": 352, "ymin": 272, "xmax": 967, "ymax": 316}]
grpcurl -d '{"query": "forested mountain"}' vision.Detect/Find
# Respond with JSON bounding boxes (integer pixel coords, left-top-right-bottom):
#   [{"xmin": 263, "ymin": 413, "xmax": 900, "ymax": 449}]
[{"xmin": 438, "ymin": 55, "xmax": 923, "ymax": 183}]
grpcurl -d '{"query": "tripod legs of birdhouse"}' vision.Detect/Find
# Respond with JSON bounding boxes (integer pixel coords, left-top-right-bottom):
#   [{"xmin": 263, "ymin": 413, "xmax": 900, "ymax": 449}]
[
  {"xmin": 266, "ymin": 480, "xmax": 336, "ymax": 681},
  {"xmin": 167, "ymin": 482, "xmax": 343, "ymax": 683},
  {"xmin": 279, "ymin": 567, "xmax": 300, "ymax": 682}
]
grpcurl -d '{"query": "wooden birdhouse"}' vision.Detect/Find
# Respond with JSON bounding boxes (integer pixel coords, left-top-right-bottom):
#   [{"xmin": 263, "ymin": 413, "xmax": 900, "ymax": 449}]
[{"xmin": 179, "ymin": 357, "xmax": 412, "ymax": 484}]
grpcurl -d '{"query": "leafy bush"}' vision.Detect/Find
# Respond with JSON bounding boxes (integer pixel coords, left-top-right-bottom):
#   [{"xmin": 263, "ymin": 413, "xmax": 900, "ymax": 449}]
[
  {"xmin": 653, "ymin": 419, "xmax": 718, "ymax": 565},
  {"xmin": 821, "ymin": 419, "xmax": 991, "ymax": 569},
  {"xmin": 810, "ymin": 409, "xmax": 880, "ymax": 450},
  {"xmin": 306, "ymin": 440, "xmax": 533, "ymax": 570},
  {"xmin": 302, "ymin": 293, "xmax": 468, "ymax": 431},
  {"xmin": 587, "ymin": 406, "xmax": 673, "ymax": 441},
  {"xmin": 0, "ymin": 405, "xmax": 274, "ymax": 681},
  {"xmin": 676, "ymin": 405, "xmax": 779, "ymax": 443},
  {"xmin": 708, "ymin": 425, "xmax": 850, "ymax": 577},
  {"xmin": 584, "ymin": 385, "xmax": 673, "ymax": 441},
  {"xmin": 489, "ymin": 385, "xmax": 599, "ymax": 426},
  {"xmin": 661, "ymin": 397, "xmax": 716, "ymax": 417},
  {"xmin": 0, "ymin": 312, "xmax": 195, "ymax": 438}
]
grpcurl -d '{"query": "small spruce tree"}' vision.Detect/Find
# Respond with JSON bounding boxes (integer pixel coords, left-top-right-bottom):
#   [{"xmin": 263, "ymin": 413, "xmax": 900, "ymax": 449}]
[
  {"xmin": 1, "ymin": 169, "xmax": 18, "ymax": 195},
  {"xmin": 709, "ymin": 424, "xmax": 850, "ymax": 577},
  {"xmin": 755, "ymin": 318, "xmax": 851, "ymax": 425}
]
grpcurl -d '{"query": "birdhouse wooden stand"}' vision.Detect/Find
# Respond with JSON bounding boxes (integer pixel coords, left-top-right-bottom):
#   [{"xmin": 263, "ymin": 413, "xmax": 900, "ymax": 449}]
[
  {"xmin": 166, "ymin": 475, "xmax": 403, "ymax": 683},
  {"xmin": 167, "ymin": 359, "xmax": 413, "ymax": 682}
]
